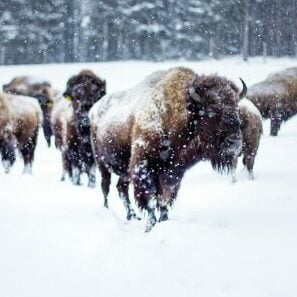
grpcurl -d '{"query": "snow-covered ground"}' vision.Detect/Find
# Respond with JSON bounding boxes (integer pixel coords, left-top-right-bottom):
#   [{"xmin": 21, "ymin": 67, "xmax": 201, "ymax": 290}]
[{"xmin": 0, "ymin": 57, "xmax": 297, "ymax": 297}]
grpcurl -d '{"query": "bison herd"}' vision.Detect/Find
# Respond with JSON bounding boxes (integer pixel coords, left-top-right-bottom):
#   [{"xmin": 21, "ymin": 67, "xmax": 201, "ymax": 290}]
[{"xmin": 0, "ymin": 65, "xmax": 296, "ymax": 231}]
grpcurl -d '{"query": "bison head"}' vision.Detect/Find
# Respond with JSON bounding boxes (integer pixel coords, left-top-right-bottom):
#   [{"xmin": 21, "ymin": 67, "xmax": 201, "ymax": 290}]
[
  {"xmin": 187, "ymin": 75, "xmax": 246, "ymax": 172},
  {"xmin": 63, "ymin": 70, "xmax": 106, "ymax": 139}
]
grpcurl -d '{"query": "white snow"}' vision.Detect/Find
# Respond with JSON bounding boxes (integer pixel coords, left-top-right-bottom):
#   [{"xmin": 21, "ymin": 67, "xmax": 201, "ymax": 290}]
[
  {"xmin": 5, "ymin": 93, "xmax": 42, "ymax": 119},
  {"xmin": 1, "ymin": 57, "xmax": 297, "ymax": 297},
  {"xmin": 89, "ymin": 70, "xmax": 167, "ymax": 137}
]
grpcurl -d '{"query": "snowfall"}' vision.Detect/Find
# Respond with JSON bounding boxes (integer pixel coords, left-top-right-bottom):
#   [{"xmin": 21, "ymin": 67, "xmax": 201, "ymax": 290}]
[{"xmin": 0, "ymin": 57, "xmax": 296, "ymax": 297}]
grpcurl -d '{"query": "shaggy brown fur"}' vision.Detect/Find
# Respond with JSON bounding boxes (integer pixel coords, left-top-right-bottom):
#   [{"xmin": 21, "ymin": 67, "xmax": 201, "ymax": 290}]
[
  {"xmin": 60, "ymin": 70, "xmax": 106, "ymax": 187},
  {"xmin": 3, "ymin": 76, "xmax": 55, "ymax": 146},
  {"xmin": 0, "ymin": 92, "xmax": 42, "ymax": 173},
  {"xmin": 247, "ymin": 68, "xmax": 297, "ymax": 136},
  {"xmin": 232, "ymin": 99, "xmax": 263, "ymax": 182},
  {"xmin": 90, "ymin": 67, "xmax": 243, "ymax": 231}
]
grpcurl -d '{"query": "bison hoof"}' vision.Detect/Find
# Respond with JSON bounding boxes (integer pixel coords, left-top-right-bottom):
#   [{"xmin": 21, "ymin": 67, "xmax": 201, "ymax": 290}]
[
  {"xmin": 231, "ymin": 176, "xmax": 237, "ymax": 184},
  {"xmin": 159, "ymin": 209, "xmax": 169, "ymax": 222},
  {"xmin": 145, "ymin": 211, "xmax": 157, "ymax": 233},
  {"xmin": 127, "ymin": 209, "xmax": 141, "ymax": 221},
  {"xmin": 3, "ymin": 161, "xmax": 11, "ymax": 174},
  {"xmin": 159, "ymin": 212, "xmax": 168, "ymax": 222},
  {"xmin": 248, "ymin": 171, "xmax": 255, "ymax": 180},
  {"xmin": 88, "ymin": 180, "xmax": 96, "ymax": 188}
]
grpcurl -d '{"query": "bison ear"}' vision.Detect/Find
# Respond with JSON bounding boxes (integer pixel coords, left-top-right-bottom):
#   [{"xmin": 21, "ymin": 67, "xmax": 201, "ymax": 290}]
[{"xmin": 63, "ymin": 91, "xmax": 72, "ymax": 101}]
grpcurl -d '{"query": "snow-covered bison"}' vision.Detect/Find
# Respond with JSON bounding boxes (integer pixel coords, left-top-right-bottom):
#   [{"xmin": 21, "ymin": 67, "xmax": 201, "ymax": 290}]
[
  {"xmin": 247, "ymin": 67, "xmax": 297, "ymax": 136},
  {"xmin": 89, "ymin": 67, "xmax": 244, "ymax": 231},
  {"xmin": 231, "ymin": 98, "xmax": 263, "ymax": 182},
  {"xmin": 3, "ymin": 76, "xmax": 56, "ymax": 146},
  {"xmin": 58, "ymin": 70, "xmax": 106, "ymax": 186},
  {"xmin": 0, "ymin": 92, "xmax": 42, "ymax": 173}
]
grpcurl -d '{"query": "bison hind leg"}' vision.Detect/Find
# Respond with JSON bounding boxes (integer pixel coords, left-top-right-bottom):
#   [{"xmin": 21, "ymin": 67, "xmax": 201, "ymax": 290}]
[
  {"xmin": 1, "ymin": 144, "xmax": 16, "ymax": 173},
  {"xmin": 116, "ymin": 175, "xmax": 140, "ymax": 221},
  {"xmin": 20, "ymin": 130, "xmax": 38, "ymax": 174}
]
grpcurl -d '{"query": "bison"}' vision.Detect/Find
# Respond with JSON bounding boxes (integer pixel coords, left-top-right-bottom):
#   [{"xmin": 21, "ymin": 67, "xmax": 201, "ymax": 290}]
[
  {"xmin": 247, "ymin": 67, "xmax": 297, "ymax": 136},
  {"xmin": 58, "ymin": 70, "xmax": 106, "ymax": 187},
  {"xmin": 0, "ymin": 92, "xmax": 42, "ymax": 173},
  {"xmin": 231, "ymin": 98, "xmax": 263, "ymax": 182},
  {"xmin": 3, "ymin": 76, "xmax": 56, "ymax": 146},
  {"xmin": 89, "ymin": 67, "xmax": 244, "ymax": 232}
]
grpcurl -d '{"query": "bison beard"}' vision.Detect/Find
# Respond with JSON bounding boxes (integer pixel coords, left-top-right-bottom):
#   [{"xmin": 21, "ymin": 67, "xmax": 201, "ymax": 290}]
[{"xmin": 89, "ymin": 67, "xmax": 242, "ymax": 232}]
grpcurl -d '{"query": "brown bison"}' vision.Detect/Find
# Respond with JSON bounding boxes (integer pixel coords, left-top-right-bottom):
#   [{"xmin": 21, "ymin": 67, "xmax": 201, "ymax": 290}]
[
  {"xmin": 0, "ymin": 92, "xmax": 42, "ymax": 173},
  {"xmin": 89, "ymin": 67, "xmax": 244, "ymax": 232},
  {"xmin": 57, "ymin": 70, "xmax": 106, "ymax": 187},
  {"xmin": 247, "ymin": 67, "xmax": 297, "ymax": 136},
  {"xmin": 3, "ymin": 76, "xmax": 56, "ymax": 146},
  {"xmin": 231, "ymin": 98, "xmax": 263, "ymax": 182}
]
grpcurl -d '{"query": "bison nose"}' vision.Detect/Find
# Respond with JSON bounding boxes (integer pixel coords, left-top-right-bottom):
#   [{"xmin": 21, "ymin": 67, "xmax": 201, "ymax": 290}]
[
  {"xmin": 226, "ymin": 134, "xmax": 241, "ymax": 145},
  {"xmin": 224, "ymin": 133, "xmax": 242, "ymax": 155}
]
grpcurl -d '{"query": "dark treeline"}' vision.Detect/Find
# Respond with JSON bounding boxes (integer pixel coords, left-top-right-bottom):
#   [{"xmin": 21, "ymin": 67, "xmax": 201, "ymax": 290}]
[{"xmin": 0, "ymin": 0, "xmax": 296, "ymax": 65}]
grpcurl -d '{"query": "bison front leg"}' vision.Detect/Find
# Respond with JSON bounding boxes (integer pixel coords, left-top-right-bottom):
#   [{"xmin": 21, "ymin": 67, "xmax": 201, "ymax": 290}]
[
  {"xmin": 87, "ymin": 165, "xmax": 96, "ymax": 188},
  {"xmin": 132, "ymin": 160, "xmax": 158, "ymax": 232},
  {"xmin": 243, "ymin": 153, "xmax": 255, "ymax": 180},
  {"xmin": 270, "ymin": 109, "xmax": 283, "ymax": 136},
  {"xmin": 116, "ymin": 175, "xmax": 140, "ymax": 220},
  {"xmin": 158, "ymin": 172, "xmax": 182, "ymax": 222},
  {"xmin": 99, "ymin": 163, "xmax": 111, "ymax": 208},
  {"xmin": 231, "ymin": 156, "xmax": 238, "ymax": 183}
]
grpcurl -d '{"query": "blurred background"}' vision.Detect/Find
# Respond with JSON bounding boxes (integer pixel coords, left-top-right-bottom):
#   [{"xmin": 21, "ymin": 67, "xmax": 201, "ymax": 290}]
[{"xmin": 0, "ymin": 0, "xmax": 296, "ymax": 65}]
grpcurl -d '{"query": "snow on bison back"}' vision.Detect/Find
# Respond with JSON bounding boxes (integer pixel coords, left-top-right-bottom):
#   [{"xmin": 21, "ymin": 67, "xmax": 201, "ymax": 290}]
[{"xmin": 89, "ymin": 67, "xmax": 244, "ymax": 232}]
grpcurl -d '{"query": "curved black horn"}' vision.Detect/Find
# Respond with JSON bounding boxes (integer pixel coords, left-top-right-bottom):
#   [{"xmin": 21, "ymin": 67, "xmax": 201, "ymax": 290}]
[{"xmin": 239, "ymin": 77, "xmax": 247, "ymax": 100}]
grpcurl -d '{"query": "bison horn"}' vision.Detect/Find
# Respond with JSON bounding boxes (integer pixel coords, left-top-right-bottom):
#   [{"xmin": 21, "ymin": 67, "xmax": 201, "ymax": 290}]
[{"xmin": 239, "ymin": 78, "xmax": 247, "ymax": 100}]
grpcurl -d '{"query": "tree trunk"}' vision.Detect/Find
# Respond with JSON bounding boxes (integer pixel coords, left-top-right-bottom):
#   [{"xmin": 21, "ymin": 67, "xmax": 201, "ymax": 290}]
[
  {"xmin": 243, "ymin": 0, "xmax": 250, "ymax": 61},
  {"xmin": 293, "ymin": 0, "xmax": 297, "ymax": 56}
]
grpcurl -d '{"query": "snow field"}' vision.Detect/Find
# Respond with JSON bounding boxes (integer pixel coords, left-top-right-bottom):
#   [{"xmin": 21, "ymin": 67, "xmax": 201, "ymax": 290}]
[{"xmin": 0, "ymin": 57, "xmax": 297, "ymax": 297}]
